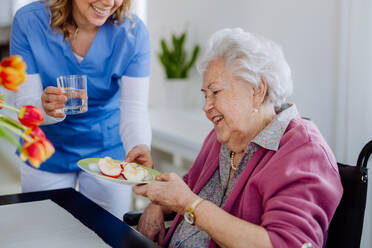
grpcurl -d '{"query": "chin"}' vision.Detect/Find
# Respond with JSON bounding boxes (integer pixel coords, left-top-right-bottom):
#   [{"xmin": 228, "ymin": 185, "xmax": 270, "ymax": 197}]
[
  {"xmin": 87, "ymin": 11, "xmax": 111, "ymax": 26},
  {"xmin": 89, "ymin": 18, "xmax": 107, "ymax": 27},
  {"xmin": 215, "ymin": 131, "xmax": 229, "ymax": 145}
]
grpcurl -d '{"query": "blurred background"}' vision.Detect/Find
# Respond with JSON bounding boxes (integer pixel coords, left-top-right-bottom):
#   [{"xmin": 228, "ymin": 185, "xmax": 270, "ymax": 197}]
[{"xmin": 0, "ymin": 0, "xmax": 371, "ymax": 247}]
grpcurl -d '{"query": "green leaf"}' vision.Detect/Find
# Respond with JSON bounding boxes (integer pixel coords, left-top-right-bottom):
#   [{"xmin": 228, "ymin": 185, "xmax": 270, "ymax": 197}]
[
  {"xmin": 158, "ymin": 32, "xmax": 200, "ymax": 79},
  {"xmin": 0, "ymin": 115, "xmax": 26, "ymax": 130},
  {"xmin": 0, "ymin": 126, "xmax": 24, "ymax": 153},
  {"xmin": 184, "ymin": 45, "xmax": 200, "ymax": 76},
  {"xmin": 160, "ymin": 40, "xmax": 170, "ymax": 57}
]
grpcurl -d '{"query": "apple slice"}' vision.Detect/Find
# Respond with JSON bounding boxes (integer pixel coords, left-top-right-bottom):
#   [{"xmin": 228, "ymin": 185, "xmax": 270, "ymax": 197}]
[
  {"xmin": 120, "ymin": 162, "xmax": 128, "ymax": 180},
  {"xmin": 98, "ymin": 157, "xmax": 122, "ymax": 178},
  {"xmin": 122, "ymin": 162, "xmax": 149, "ymax": 181}
]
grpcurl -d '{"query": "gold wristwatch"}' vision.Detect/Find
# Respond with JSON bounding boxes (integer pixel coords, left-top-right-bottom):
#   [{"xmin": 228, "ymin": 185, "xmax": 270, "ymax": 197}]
[{"xmin": 184, "ymin": 197, "xmax": 204, "ymax": 225}]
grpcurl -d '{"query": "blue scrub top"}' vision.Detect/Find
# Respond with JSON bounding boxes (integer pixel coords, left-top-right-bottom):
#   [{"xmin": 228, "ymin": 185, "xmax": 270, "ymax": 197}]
[{"xmin": 10, "ymin": 1, "xmax": 151, "ymax": 173}]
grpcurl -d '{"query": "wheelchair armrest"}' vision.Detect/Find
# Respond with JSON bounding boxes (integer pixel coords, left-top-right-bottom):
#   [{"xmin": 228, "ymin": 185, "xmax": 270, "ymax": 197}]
[
  {"xmin": 123, "ymin": 210, "xmax": 144, "ymax": 226},
  {"xmin": 123, "ymin": 210, "xmax": 177, "ymax": 226}
]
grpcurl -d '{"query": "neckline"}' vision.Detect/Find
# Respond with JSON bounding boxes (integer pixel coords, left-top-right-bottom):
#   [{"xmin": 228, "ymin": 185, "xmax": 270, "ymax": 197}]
[{"xmin": 62, "ymin": 24, "xmax": 105, "ymax": 66}]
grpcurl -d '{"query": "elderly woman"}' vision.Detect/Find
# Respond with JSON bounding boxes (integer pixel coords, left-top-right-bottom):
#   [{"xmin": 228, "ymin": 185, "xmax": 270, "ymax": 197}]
[{"xmin": 134, "ymin": 28, "xmax": 343, "ymax": 248}]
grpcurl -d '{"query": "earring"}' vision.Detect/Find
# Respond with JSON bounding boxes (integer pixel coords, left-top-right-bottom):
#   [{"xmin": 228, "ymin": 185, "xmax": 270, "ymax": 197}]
[{"xmin": 253, "ymin": 108, "xmax": 258, "ymax": 113}]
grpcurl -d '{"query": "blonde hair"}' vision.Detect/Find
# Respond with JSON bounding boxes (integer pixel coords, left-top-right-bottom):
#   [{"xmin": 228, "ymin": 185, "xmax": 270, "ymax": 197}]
[{"xmin": 47, "ymin": 0, "xmax": 132, "ymax": 39}]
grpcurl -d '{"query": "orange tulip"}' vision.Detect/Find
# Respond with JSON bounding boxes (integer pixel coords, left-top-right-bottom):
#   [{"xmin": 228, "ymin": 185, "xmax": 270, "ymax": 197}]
[
  {"xmin": 0, "ymin": 56, "xmax": 26, "ymax": 92},
  {"xmin": 21, "ymin": 138, "xmax": 55, "ymax": 168},
  {"xmin": 1, "ymin": 55, "xmax": 26, "ymax": 71},
  {"xmin": 40, "ymin": 138, "xmax": 55, "ymax": 159},
  {"xmin": 18, "ymin": 105, "xmax": 44, "ymax": 127}
]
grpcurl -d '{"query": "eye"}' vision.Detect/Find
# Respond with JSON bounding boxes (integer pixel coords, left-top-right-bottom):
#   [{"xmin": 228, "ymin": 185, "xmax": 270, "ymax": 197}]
[{"xmin": 212, "ymin": 90, "xmax": 221, "ymax": 95}]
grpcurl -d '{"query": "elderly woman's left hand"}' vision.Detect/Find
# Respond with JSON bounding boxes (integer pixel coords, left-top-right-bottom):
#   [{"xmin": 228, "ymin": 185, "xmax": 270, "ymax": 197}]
[{"xmin": 133, "ymin": 173, "xmax": 199, "ymax": 214}]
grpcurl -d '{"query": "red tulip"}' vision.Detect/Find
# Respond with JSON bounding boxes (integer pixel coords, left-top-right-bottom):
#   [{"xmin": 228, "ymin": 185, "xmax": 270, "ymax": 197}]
[
  {"xmin": 18, "ymin": 105, "xmax": 44, "ymax": 127},
  {"xmin": 0, "ymin": 56, "xmax": 26, "ymax": 92},
  {"xmin": 21, "ymin": 138, "xmax": 55, "ymax": 168},
  {"xmin": 25, "ymin": 126, "xmax": 46, "ymax": 140}
]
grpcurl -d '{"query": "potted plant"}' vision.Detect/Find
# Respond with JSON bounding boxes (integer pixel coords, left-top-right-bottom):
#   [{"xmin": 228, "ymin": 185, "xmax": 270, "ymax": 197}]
[{"xmin": 158, "ymin": 32, "xmax": 200, "ymax": 109}]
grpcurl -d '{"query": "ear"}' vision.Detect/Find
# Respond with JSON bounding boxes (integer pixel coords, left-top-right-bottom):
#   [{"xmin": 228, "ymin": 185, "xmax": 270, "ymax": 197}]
[{"xmin": 253, "ymin": 76, "xmax": 268, "ymax": 106}]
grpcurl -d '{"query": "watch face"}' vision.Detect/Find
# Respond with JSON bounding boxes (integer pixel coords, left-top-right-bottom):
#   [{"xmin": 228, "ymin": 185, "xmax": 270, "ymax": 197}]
[{"xmin": 184, "ymin": 212, "xmax": 194, "ymax": 225}]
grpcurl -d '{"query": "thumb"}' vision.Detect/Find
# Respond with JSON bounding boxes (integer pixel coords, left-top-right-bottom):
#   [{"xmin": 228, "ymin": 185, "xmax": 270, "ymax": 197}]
[{"xmin": 124, "ymin": 149, "xmax": 138, "ymax": 162}]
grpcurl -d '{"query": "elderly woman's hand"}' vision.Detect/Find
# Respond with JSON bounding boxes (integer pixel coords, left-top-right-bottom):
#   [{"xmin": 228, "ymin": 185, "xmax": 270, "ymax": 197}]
[
  {"xmin": 125, "ymin": 144, "xmax": 153, "ymax": 168},
  {"xmin": 137, "ymin": 204, "xmax": 166, "ymax": 244},
  {"xmin": 133, "ymin": 173, "xmax": 199, "ymax": 214}
]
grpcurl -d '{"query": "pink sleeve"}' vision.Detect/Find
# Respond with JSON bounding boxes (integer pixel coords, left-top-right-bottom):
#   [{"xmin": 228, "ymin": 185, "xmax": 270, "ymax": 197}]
[
  {"xmin": 183, "ymin": 173, "xmax": 189, "ymax": 184},
  {"xmin": 259, "ymin": 142, "xmax": 342, "ymax": 248}
]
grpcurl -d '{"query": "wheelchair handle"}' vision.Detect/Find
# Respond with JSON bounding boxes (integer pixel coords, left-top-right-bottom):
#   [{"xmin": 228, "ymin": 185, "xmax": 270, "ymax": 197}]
[{"xmin": 357, "ymin": 140, "xmax": 372, "ymax": 168}]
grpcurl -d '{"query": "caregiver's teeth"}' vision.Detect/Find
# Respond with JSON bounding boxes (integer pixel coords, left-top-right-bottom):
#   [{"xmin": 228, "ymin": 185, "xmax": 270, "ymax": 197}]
[{"xmin": 92, "ymin": 5, "xmax": 109, "ymax": 15}]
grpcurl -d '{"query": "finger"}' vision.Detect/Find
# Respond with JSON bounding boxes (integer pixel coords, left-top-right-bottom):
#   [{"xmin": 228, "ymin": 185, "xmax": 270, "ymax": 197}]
[
  {"xmin": 45, "ymin": 86, "xmax": 64, "ymax": 95},
  {"xmin": 133, "ymin": 184, "xmax": 148, "ymax": 196},
  {"xmin": 136, "ymin": 156, "xmax": 153, "ymax": 168},
  {"xmin": 44, "ymin": 93, "xmax": 67, "ymax": 103},
  {"xmin": 45, "ymin": 109, "xmax": 65, "ymax": 118},
  {"xmin": 155, "ymin": 173, "xmax": 171, "ymax": 182},
  {"xmin": 124, "ymin": 149, "xmax": 139, "ymax": 163},
  {"xmin": 43, "ymin": 101, "xmax": 65, "ymax": 112},
  {"xmin": 50, "ymin": 110, "xmax": 65, "ymax": 118}
]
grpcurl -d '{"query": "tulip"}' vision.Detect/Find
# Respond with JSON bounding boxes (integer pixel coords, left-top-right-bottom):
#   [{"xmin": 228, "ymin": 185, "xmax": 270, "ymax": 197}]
[
  {"xmin": 21, "ymin": 138, "xmax": 55, "ymax": 168},
  {"xmin": 0, "ymin": 56, "xmax": 26, "ymax": 92},
  {"xmin": 24, "ymin": 126, "xmax": 46, "ymax": 140},
  {"xmin": 40, "ymin": 138, "xmax": 55, "ymax": 159},
  {"xmin": 18, "ymin": 105, "xmax": 44, "ymax": 127},
  {"xmin": 1, "ymin": 55, "xmax": 26, "ymax": 71}
]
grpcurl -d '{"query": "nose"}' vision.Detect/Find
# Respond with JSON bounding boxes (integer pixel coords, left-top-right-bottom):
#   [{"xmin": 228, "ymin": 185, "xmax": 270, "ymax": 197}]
[
  {"xmin": 100, "ymin": 0, "xmax": 114, "ymax": 6},
  {"xmin": 203, "ymin": 96, "xmax": 213, "ymax": 113}
]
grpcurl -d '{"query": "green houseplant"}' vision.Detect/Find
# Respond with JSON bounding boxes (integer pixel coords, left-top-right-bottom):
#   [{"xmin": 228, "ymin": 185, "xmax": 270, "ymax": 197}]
[{"xmin": 158, "ymin": 32, "xmax": 200, "ymax": 79}]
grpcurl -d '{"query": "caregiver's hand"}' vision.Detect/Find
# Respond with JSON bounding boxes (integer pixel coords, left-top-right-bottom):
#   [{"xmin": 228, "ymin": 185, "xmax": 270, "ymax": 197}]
[
  {"xmin": 125, "ymin": 144, "xmax": 153, "ymax": 168},
  {"xmin": 133, "ymin": 173, "xmax": 199, "ymax": 214},
  {"xmin": 41, "ymin": 86, "xmax": 67, "ymax": 118},
  {"xmin": 137, "ymin": 203, "xmax": 166, "ymax": 244}
]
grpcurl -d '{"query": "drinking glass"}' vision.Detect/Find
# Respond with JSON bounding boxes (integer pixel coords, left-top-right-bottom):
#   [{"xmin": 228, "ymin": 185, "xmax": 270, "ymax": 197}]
[{"xmin": 57, "ymin": 75, "xmax": 88, "ymax": 115}]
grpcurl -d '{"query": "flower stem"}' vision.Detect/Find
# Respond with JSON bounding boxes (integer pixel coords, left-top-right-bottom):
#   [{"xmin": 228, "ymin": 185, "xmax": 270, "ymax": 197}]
[
  {"xmin": 0, "ymin": 121, "xmax": 32, "ymax": 142},
  {"xmin": 0, "ymin": 103, "xmax": 20, "ymax": 113}
]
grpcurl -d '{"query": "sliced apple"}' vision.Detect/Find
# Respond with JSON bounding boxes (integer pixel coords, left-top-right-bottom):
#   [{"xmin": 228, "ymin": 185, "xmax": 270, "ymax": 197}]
[
  {"xmin": 122, "ymin": 162, "xmax": 149, "ymax": 181},
  {"xmin": 98, "ymin": 157, "xmax": 122, "ymax": 178}
]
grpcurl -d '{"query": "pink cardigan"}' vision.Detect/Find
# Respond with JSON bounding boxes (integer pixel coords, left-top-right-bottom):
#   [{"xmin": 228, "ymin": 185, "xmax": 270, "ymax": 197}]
[{"xmin": 162, "ymin": 116, "xmax": 343, "ymax": 248}]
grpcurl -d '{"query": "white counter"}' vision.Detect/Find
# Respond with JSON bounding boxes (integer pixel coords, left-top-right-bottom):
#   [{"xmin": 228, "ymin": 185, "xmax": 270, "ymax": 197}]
[{"xmin": 150, "ymin": 108, "xmax": 213, "ymax": 167}]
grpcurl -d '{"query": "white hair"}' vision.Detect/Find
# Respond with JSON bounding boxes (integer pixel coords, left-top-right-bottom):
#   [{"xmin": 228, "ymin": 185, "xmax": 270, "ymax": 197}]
[{"xmin": 197, "ymin": 28, "xmax": 293, "ymax": 107}]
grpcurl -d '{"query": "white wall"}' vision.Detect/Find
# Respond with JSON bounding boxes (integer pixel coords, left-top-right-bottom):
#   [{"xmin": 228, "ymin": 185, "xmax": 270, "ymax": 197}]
[
  {"xmin": 0, "ymin": 0, "xmax": 12, "ymax": 27},
  {"xmin": 148, "ymin": 0, "xmax": 339, "ymax": 150}
]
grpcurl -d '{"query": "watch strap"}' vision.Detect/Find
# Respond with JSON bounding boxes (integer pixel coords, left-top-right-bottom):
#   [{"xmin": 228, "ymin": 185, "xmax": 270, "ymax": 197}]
[{"xmin": 187, "ymin": 197, "xmax": 203, "ymax": 214}]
